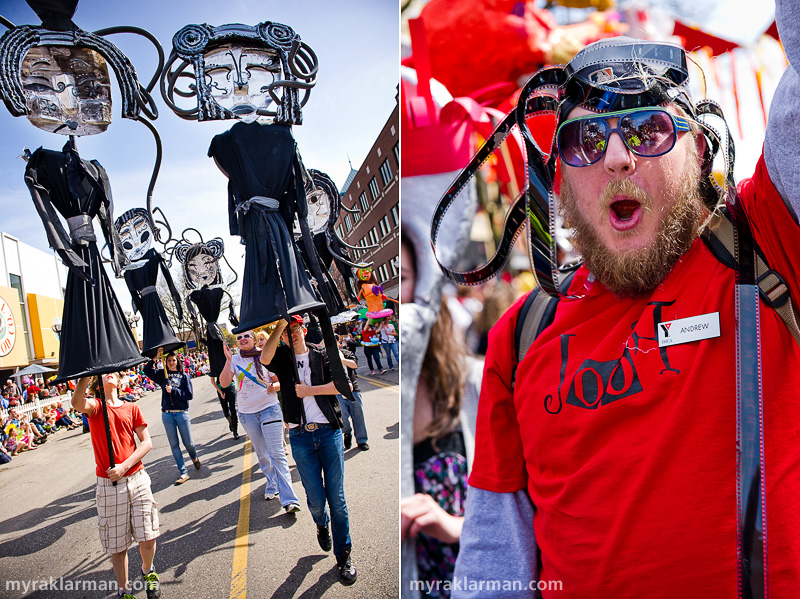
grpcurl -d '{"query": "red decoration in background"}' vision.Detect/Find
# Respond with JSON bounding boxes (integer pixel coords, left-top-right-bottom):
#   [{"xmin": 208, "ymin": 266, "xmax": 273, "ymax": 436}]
[{"xmin": 405, "ymin": 0, "xmax": 557, "ymax": 99}]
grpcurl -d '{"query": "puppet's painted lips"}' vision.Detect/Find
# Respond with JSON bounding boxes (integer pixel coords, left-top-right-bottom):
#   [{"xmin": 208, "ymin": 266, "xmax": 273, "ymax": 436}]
[{"xmin": 231, "ymin": 104, "xmax": 256, "ymax": 115}]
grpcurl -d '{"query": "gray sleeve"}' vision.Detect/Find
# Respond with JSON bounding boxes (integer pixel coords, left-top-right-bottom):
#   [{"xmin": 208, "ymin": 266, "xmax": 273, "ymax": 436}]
[
  {"xmin": 763, "ymin": 0, "xmax": 800, "ymax": 222},
  {"xmin": 452, "ymin": 487, "xmax": 538, "ymax": 599}
]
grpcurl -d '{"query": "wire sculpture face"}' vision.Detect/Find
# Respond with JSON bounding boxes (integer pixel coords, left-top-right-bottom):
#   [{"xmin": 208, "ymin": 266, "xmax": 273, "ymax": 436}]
[
  {"xmin": 21, "ymin": 45, "xmax": 112, "ymax": 135},
  {"xmin": 186, "ymin": 251, "xmax": 219, "ymax": 287},
  {"xmin": 163, "ymin": 21, "xmax": 318, "ymax": 124},
  {"xmin": 115, "ymin": 209, "xmax": 154, "ymax": 262},
  {"xmin": 204, "ymin": 44, "xmax": 282, "ymax": 123},
  {"xmin": 174, "ymin": 238, "xmax": 225, "ymax": 289}
]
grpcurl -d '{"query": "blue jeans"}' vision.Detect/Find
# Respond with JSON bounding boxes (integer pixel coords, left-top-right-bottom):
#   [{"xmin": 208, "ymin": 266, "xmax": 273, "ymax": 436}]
[
  {"xmin": 289, "ymin": 425, "xmax": 351, "ymax": 557},
  {"xmin": 381, "ymin": 340, "xmax": 398, "ymax": 369},
  {"xmin": 238, "ymin": 404, "xmax": 299, "ymax": 506},
  {"xmin": 337, "ymin": 391, "xmax": 368, "ymax": 444},
  {"xmin": 364, "ymin": 345, "xmax": 383, "ymax": 371},
  {"xmin": 161, "ymin": 411, "xmax": 197, "ymax": 476}
]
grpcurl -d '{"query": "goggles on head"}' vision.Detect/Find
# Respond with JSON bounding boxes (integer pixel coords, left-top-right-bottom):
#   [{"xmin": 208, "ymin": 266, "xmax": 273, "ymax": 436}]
[{"xmin": 557, "ymin": 107, "xmax": 693, "ymax": 168}]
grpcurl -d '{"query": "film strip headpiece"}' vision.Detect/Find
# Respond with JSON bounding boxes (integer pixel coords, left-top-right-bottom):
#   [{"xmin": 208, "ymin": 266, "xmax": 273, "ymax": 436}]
[
  {"xmin": 160, "ymin": 21, "xmax": 318, "ymax": 124},
  {"xmin": 431, "ymin": 36, "xmax": 735, "ymax": 297}
]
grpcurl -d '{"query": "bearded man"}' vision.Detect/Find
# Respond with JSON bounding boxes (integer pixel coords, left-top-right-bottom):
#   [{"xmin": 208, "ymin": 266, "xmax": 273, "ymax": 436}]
[{"xmin": 450, "ymin": 2, "xmax": 800, "ymax": 598}]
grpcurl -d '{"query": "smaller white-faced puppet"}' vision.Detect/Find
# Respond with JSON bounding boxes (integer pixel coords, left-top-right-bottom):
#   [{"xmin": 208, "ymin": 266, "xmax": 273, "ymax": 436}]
[
  {"xmin": 115, "ymin": 208, "xmax": 184, "ymax": 358},
  {"xmin": 174, "ymin": 238, "xmax": 238, "ymax": 378}
]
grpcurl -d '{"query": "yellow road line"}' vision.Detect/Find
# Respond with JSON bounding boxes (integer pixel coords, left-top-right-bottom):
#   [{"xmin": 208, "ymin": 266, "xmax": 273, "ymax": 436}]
[
  {"xmin": 229, "ymin": 440, "xmax": 252, "ymax": 599},
  {"xmin": 360, "ymin": 376, "xmax": 397, "ymax": 389}
]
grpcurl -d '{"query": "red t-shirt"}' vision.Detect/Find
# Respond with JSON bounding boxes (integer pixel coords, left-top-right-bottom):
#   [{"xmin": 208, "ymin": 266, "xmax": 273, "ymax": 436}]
[
  {"xmin": 87, "ymin": 400, "xmax": 147, "ymax": 479},
  {"xmin": 471, "ymin": 156, "xmax": 800, "ymax": 597}
]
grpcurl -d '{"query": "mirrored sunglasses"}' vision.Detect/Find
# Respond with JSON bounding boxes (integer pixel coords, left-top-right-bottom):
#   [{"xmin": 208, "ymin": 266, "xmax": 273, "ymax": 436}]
[
  {"xmin": 236, "ymin": 333, "xmax": 253, "ymax": 340},
  {"xmin": 557, "ymin": 107, "xmax": 692, "ymax": 168}
]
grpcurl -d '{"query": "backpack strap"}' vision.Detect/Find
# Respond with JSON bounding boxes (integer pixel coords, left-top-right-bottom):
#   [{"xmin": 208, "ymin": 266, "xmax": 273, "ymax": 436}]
[
  {"xmin": 511, "ymin": 269, "xmax": 577, "ymax": 391},
  {"xmin": 702, "ymin": 209, "xmax": 800, "ymax": 346}
]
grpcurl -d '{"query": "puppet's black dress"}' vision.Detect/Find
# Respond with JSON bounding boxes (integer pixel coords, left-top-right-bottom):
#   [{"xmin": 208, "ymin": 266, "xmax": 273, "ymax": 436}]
[
  {"xmin": 189, "ymin": 286, "xmax": 226, "ymax": 377},
  {"xmin": 24, "ymin": 143, "xmax": 144, "ymax": 382},
  {"xmin": 123, "ymin": 248, "xmax": 184, "ymax": 359},
  {"xmin": 208, "ymin": 122, "xmax": 324, "ymax": 333}
]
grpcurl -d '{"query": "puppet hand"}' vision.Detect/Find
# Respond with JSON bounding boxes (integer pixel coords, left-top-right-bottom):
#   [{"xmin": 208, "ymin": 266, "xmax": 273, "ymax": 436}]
[{"xmin": 400, "ymin": 493, "xmax": 464, "ymax": 544}]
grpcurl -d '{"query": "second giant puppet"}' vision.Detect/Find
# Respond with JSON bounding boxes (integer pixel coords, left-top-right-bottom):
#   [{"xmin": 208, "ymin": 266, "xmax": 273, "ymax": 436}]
[{"xmin": 161, "ymin": 19, "xmax": 353, "ymax": 399}]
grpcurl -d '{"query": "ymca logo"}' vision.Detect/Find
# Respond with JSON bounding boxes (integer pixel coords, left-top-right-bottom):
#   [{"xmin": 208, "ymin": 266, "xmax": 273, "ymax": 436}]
[{"xmin": 659, "ymin": 323, "xmax": 671, "ymax": 337}]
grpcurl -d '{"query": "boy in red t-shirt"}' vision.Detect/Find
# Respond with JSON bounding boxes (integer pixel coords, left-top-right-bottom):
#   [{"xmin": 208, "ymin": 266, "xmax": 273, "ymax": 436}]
[{"xmin": 71, "ymin": 373, "xmax": 161, "ymax": 599}]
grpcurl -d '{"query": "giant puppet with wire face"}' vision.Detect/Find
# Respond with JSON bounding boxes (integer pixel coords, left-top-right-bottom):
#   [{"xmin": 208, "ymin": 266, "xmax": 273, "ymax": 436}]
[
  {"xmin": 160, "ymin": 20, "xmax": 354, "ymax": 401},
  {"xmin": 0, "ymin": 1, "xmax": 164, "ymax": 382},
  {"xmin": 115, "ymin": 208, "xmax": 184, "ymax": 359},
  {"xmin": 174, "ymin": 237, "xmax": 238, "ymax": 379}
]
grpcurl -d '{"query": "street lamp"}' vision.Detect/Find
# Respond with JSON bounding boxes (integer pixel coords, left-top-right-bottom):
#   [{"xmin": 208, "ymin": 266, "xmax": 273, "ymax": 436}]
[
  {"xmin": 124, "ymin": 311, "xmax": 140, "ymax": 328},
  {"xmin": 52, "ymin": 317, "xmax": 62, "ymax": 340}
]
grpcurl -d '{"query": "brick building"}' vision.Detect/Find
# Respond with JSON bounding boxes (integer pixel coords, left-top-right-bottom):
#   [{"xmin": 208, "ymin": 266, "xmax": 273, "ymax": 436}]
[{"xmin": 333, "ymin": 100, "xmax": 400, "ymax": 301}]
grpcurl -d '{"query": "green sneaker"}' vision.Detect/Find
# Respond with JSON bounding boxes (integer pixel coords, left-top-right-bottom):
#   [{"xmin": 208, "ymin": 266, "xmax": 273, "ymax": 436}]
[{"xmin": 143, "ymin": 570, "xmax": 161, "ymax": 599}]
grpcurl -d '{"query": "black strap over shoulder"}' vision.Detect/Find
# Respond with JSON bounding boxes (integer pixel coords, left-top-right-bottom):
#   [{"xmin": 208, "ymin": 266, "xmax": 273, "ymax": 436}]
[{"xmin": 511, "ymin": 268, "xmax": 577, "ymax": 391}]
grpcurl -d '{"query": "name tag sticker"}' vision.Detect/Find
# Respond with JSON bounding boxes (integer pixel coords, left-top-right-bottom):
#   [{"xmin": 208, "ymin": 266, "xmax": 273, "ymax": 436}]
[{"xmin": 658, "ymin": 312, "xmax": 721, "ymax": 347}]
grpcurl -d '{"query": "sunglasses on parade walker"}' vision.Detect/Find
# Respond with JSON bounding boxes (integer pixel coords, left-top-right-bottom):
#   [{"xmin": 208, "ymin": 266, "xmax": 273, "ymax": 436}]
[
  {"xmin": 236, "ymin": 333, "xmax": 253, "ymax": 340},
  {"xmin": 556, "ymin": 107, "xmax": 693, "ymax": 168}
]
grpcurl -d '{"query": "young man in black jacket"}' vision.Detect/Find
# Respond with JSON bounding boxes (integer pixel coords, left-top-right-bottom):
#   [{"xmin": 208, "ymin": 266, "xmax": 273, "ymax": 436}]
[{"xmin": 260, "ymin": 315, "xmax": 357, "ymax": 585}]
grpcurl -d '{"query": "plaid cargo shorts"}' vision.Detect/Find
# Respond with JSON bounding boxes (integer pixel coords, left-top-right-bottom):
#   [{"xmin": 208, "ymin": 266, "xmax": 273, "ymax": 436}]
[{"xmin": 96, "ymin": 469, "xmax": 159, "ymax": 555}]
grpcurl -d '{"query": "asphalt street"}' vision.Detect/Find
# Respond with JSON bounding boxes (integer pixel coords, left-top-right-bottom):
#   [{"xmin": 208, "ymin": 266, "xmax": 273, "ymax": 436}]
[{"xmin": 0, "ymin": 355, "xmax": 399, "ymax": 599}]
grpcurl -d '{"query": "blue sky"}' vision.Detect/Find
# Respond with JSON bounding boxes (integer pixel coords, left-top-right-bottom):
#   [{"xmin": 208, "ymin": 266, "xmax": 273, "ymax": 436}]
[{"xmin": 0, "ymin": 0, "xmax": 398, "ymax": 299}]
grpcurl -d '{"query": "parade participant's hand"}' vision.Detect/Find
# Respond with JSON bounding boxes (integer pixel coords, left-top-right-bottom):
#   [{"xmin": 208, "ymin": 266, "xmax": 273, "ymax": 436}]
[
  {"xmin": 401, "ymin": 493, "xmax": 464, "ymax": 544},
  {"xmin": 223, "ymin": 343, "xmax": 232, "ymax": 360},
  {"xmin": 165, "ymin": 385, "xmax": 172, "ymax": 394},
  {"xmin": 267, "ymin": 381, "xmax": 276, "ymax": 394},
  {"xmin": 156, "ymin": 347, "xmax": 164, "ymax": 359},
  {"xmin": 295, "ymin": 383, "xmax": 312, "ymax": 397},
  {"xmin": 106, "ymin": 463, "xmax": 127, "ymax": 482}
]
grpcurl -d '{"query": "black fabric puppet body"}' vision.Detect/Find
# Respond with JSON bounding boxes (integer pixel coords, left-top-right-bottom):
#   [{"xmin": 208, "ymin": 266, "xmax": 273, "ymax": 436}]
[
  {"xmin": 188, "ymin": 286, "xmax": 226, "ymax": 378},
  {"xmin": 24, "ymin": 142, "xmax": 145, "ymax": 382},
  {"xmin": 123, "ymin": 248, "xmax": 184, "ymax": 359},
  {"xmin": 208, "ymin": 122, "xmax": 324, "ymax": 333}
]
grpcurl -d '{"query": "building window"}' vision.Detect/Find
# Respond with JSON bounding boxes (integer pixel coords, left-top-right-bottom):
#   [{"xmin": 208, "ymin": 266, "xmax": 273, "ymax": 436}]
[
  {"xmin": 352, "ymin": 209, "xmax": 360, "ymax": 222},
  {"xmin": 379, "ymin": 264, "xmax": 388, "ymax": 281},
  {"xmin": 389, "ymin": 258, "xmax": 398, "ymax": 276},
  {"xmin": 391, "ymin": 204, "xmax": 398, "ymax": 226},
  {"xmin": 379, "ymin": 159, "xmax": 392, "ymax": 185},
  {"xmin": 393, "ymin": 142, "xmax": 399, "ymax": 164},
  {"xmin": 391, "ymin": 125, "xmax": 396, "ymax": 136},
  {"xmin": 366, "ymin": 165, "xmax": 370, "ymax": 174},
  {"xmin": 369, "ymin": 177, "xmax": 379, "ymax": 200},
  {"xmin": 382, "ymin": 215, "xmax": 392, "ymax": 234},
  {"xmin": 377, "ymin": 147, "xmax": 382, "ymax": 157},
  {"xmin": 368, "ymin": 229, "xmax": 378, "ymax": 245},
  {"xmin": 357, "ymin": 181, "xmax": 360, "ymax": 189},
  {"xmin": 379, "ymin": 219, "xmax": 388, "ymax": 238},
  {"xmin": 336, "ymin": 225, "xmax": 344, "ymax": 239},
  {"xmin": 345, "ymin": 214, "xmax": 352, "ymax": 232},
  {"xmin": 359, "ymin": 192, "xmax": 369, "ymax": 212}
]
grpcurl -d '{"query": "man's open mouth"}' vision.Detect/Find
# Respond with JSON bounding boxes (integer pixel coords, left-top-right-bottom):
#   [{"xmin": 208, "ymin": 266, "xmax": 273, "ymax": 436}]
[{"xmin": 609, "ymin": 199, "xmax": 643, "ymax": 231}]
